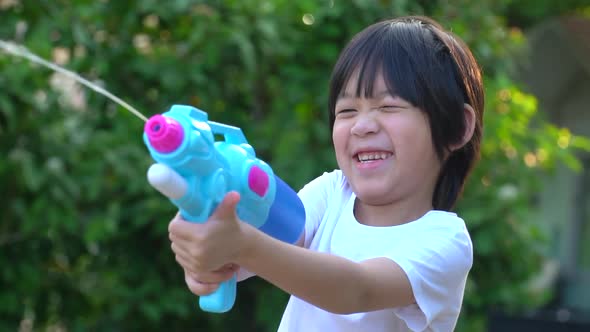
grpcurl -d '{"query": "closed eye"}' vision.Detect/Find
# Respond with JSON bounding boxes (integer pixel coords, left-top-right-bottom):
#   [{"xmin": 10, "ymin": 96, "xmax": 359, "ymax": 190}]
[
  {"xmin": 380, "ymin": 105, "xmax": 405, "ymax": 112},
  {"xmin": 335, "ymin": 109, "xmax": 357, "ymax": 117}
]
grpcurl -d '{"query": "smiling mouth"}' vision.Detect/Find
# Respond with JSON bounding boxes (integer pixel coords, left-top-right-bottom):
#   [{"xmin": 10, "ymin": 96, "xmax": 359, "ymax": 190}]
[{"xmin": 355, "ymin": 151, "xmax": 393, "ymax": 163}]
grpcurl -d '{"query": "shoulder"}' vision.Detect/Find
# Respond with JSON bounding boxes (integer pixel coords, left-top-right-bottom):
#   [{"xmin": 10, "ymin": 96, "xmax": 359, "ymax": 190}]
[
  {"xmin": 417, "ymin": 210, "xmax": 468, "ymax": 230},
  {"xmin": 410, "ymin": 211, "xmax": 472, "ymax": 263},
  {"xmin": 300, "ymin": 169, "xmax": 348, "ymax": 191},
  {"xmin": 298, "ymin": 169, "xmax": 351, "ymax": 202},
  {"xmin": 385, "ymin": 211, "xmax": 473, "ymax": 288},
  {"xmin": 408, "ymin": 211, "xmax": 472, "ymax": 247}
]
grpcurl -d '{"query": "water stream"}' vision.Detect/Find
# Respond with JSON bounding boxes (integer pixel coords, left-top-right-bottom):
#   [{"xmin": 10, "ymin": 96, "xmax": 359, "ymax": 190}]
[{"xmin": 0, "ymin": 39, "xmax": 148, "ymax": 122}]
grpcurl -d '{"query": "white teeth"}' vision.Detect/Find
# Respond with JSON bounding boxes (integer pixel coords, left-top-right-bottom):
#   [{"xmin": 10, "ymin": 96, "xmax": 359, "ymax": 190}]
[{"xmin": 357, "ymin": 152, "xmax": 392, "ymax": 162}]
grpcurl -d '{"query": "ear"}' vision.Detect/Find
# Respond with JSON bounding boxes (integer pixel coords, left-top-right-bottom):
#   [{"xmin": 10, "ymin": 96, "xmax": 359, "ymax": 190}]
[{"xmin": 450, "ymin": 103, "xmax": 476, "ymax": 151}]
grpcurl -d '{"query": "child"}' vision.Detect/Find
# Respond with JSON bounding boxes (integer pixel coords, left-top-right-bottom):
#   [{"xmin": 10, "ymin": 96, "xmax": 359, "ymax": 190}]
[{"xmin": 168, "ymin": 15, "xmax": 484, "ymax": 332}]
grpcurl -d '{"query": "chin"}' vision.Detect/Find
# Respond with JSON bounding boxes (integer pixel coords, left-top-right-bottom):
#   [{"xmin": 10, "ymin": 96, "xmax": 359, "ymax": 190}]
[{"xmin": 354, "ymin": 190, "xmax": 393, "ymax": 206}]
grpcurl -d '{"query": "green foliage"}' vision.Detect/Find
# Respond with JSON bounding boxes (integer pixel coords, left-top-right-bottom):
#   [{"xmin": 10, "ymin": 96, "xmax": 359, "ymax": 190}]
[
  {"xmin": 504, "ymin": 0, "xmax": 590, "ymax": 27},
  {"xmin": 455, "ymin": 77, "xmax": 587, "ymax": 331},
  {"xmin": 1, "ymin": 1, "xmax": 589, "ymax": 331}
]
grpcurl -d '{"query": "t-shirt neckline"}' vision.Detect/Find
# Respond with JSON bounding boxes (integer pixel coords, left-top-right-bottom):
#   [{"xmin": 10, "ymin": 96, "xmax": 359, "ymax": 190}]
[{"xmin": 347, "ymin": 192, "xmax": 455, "ymax": 229}]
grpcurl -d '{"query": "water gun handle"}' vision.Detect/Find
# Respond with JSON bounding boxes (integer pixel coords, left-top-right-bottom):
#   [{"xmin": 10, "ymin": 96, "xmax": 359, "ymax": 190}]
[{"xmin": 147, "ymin": 163, "xmax": 237, "ymax": 313}]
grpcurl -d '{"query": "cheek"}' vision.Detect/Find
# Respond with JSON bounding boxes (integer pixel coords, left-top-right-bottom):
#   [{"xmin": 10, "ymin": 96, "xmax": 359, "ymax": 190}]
[
  {"xmin": 332, "ymin": 122, "xmax": 345, "ymax": 144},
  {"xmin": 390, "ymin": 117, "xmax": 436, "ymax": 159},
  {"xmin": 332, "ymin": 125, "xmax": 349, "ymax": 162}
]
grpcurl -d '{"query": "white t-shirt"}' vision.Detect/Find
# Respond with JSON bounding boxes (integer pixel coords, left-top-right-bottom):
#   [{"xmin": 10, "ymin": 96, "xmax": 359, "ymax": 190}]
[{"xmin": 277, "ymin": 170, "xmax": 473, "ymax": 332}]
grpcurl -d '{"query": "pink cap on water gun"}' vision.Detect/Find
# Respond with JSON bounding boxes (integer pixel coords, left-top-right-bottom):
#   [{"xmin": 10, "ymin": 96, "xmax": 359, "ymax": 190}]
[
  {"xmin": 145, "ymin": 114, "xmax": 185, "ymax": 153},
  {"xmin": 248, "ymin": 165, "xmax": 270, "ymax": 197}
]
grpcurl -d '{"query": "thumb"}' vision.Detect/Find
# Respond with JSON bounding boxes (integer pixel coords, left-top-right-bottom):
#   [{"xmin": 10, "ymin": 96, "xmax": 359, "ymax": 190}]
[{"xmin": 210, "ymin": 191, "xmax": 241, "ymax": 221}]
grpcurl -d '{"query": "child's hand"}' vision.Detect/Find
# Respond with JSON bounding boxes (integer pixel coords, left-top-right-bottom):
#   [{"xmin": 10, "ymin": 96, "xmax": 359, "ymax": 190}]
[
  {"xmin": 168, "ymin": 191, "xmax": 250, "ymax": 277},
  {"xmin": 183, "ymin": 264, "xmax": 239, "ymax": 296}
]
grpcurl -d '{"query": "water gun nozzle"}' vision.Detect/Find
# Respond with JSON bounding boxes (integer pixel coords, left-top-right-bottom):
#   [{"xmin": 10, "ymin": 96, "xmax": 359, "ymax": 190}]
[{"xmin": 145, "ymin": 114, "xmax": 185, "ymax": 153}]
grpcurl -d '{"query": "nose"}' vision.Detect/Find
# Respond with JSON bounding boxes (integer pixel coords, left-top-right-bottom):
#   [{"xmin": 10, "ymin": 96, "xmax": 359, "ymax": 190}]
[{"xmin": 350, "ymin": 112, "xmax": 379, "ymax": 137}]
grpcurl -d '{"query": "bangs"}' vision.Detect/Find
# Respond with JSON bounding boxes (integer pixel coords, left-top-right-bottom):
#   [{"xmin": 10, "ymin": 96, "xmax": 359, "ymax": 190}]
[{"xmin": 331, "ymin": 22, "xmax": 424, "ymax": 108}]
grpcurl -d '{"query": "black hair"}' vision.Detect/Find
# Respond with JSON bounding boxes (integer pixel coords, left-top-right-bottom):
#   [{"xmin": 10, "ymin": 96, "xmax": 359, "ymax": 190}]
[{"xmin": 328, "ymin": 16, "xmax": 484, "ymax": 210}]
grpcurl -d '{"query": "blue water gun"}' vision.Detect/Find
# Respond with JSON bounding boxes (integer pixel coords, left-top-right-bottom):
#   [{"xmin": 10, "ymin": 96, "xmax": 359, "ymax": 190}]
[{"xmin": 143, "ymin": 104, "xmax": 305, "ymax": 313}]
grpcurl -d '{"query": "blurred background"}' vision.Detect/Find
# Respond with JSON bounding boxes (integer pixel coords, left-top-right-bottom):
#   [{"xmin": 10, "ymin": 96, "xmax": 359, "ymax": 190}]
[{"xmin": 1, "ymin": 0, "xmax": 589, "ymax": 331}]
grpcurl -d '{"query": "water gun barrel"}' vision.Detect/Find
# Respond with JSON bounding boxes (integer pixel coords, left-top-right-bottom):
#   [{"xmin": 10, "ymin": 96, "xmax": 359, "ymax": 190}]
[
  {"xmin": 260, "ymin": 176, "xmax": 306, "ymax": 244},
  {"xmin": 143, "ymin": 105, "xmax": 305, "ymax": 313}
]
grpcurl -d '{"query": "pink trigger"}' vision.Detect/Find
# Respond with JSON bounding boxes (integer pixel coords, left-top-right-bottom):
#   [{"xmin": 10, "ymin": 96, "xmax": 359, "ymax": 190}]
[{"xmin": 248, "ymin": 166, "xmax": 269, "ymax": 197}]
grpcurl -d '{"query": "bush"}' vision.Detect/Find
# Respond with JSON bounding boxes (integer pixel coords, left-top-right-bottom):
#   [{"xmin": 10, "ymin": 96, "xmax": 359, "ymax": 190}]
[{"xmin": 1, "ymin": 1, "xmax": 588, "ymax": 331}]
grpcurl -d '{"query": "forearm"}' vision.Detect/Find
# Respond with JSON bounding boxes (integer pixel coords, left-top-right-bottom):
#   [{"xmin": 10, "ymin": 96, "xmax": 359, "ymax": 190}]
[
  {"xmin": 237, "ymin": 225, "xmax": 370, "ymax": 314},
  {"xmin": 237, "ymin": 231, "xmax": 304, "ymax": 283}
]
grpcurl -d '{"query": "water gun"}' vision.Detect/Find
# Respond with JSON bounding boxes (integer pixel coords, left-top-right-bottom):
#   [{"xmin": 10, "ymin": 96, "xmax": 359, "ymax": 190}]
[{"xmin": 143, "ymin": 104, "xmax": 306, "ymax": 313}]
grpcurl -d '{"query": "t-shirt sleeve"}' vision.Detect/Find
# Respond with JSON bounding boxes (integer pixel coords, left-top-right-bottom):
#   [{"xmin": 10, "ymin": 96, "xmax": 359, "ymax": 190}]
[
  {"xmin": 297, "ymin": 170, "xmax": 340, "ymax": 248},
  {"xmin": 389, "ymin": 225, "xmax": 473, "ymax": 331}
]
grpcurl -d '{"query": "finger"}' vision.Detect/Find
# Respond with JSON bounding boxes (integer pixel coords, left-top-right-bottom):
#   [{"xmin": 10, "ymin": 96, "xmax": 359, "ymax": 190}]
[
  {"xmin": 209, "ymin": 264, "xmax": 238, "ymax": 282},
  {"xmin": 172, "ymin": 243, "xmax": 199, "ymax": 272},
  {"xmin": 210, "ymin": 191, "xmax": 241, "ymax": 221},
  {"xmin": 168, "ymin": 212, "xmax": 195, "ymax": 242},
  {"xmin": 188, "ymin": 268, "xmax": 236, "ymax": 284},
  {"xmin": 169, "ymin": 232, "xmax": 197, "ymax": 257},
  {"xmin": 172, "ymin": 246, "xmax": 235, "ymax": 278},
  {"xmin": 171, "ymin": 240, "xmax": 229, "ymax": 274},
  {"xmin": 185, "ymin": 272, "xmax": 219, "ymax": 296},
  {"xmin": 169, "ymin": 192, "xmax": 241, "ymax": 240},
  {"xmin": 170, "ymin": 241, "xmax": 192, "ymax": 261},
  {"xmin": 215, "ymin": 263, "xmax": 240, "ymax": 274}
]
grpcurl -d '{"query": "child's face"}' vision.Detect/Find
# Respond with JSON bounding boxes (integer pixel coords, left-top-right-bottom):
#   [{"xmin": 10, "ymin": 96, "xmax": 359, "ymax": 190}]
[{"xmin": 332, "ymin": 72, "xmax": 443, "ymax": 208}]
